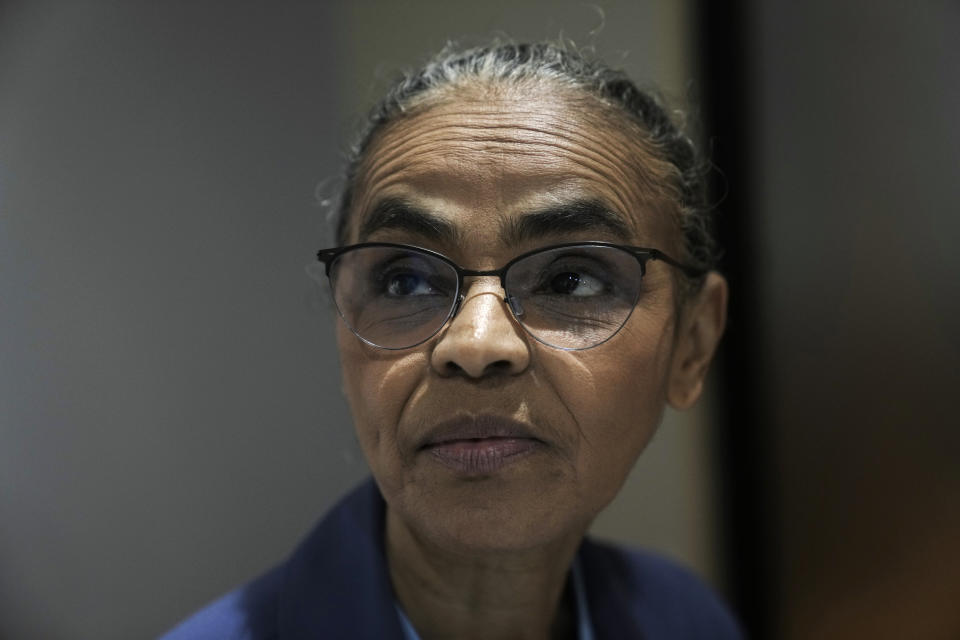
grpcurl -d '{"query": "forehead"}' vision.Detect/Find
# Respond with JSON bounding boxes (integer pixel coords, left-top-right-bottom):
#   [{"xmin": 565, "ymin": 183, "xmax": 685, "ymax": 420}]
[{"xmin": 348, "ymin": 86, "xmax": 678, "ymax": 247}]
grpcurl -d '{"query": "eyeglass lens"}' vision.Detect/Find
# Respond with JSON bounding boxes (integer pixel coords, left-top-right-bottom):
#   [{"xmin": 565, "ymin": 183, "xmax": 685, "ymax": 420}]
[{"xmin": 328, "ymin": 245, "xmax": 644, "ymax": 350}]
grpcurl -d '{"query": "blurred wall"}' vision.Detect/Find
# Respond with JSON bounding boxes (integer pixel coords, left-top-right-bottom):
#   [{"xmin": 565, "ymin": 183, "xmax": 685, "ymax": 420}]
[
  {"xmin": 751, "ymin": 1, "xmax": 960, "ymax": 638},
  {"xmin": 0, "ymin": 2, "xmax": 723, "ymax": 638},
  {"xmin": 0, "ymin": 4, "xmax": 353, "ymax": 639}
]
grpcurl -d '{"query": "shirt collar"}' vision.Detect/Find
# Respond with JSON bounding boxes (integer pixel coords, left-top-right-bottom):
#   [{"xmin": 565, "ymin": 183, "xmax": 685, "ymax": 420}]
[{"xmin": 394, "ymin": 554, "xmax": 596, "ymax": 640}]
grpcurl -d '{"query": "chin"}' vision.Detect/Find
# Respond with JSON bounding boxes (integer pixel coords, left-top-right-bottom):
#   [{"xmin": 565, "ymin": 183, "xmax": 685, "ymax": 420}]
[{"xmin": 393, "ymin": 475, "xmax": 592, "ymax": 554}]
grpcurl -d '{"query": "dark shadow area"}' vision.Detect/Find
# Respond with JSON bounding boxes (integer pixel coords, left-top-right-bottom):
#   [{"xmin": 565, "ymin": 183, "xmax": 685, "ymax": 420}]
[{"xmin": 696, "ymin": 0, "xmax": 774, "ymax": 637}]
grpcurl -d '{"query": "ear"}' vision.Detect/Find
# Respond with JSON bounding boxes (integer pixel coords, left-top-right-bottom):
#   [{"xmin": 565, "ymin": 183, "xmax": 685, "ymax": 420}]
[{"xmin": 667, "ymin": 272, "xmax": 729, "ymax": 409}]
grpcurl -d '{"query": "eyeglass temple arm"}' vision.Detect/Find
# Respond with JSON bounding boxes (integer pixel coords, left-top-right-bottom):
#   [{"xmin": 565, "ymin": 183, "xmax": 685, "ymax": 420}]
[
  {"xmin": 642, "ymin": 248, "xmax": 709, "ymax": 279},
  {"xmin": 316, "ymin": 248, "xmax": 342, "ymax": 275}
]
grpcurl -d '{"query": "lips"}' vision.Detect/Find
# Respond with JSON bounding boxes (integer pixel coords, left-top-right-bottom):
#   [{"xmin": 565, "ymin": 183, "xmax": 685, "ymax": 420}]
[{"xmin": 418, "ymin": 415, "xmax": 545, "ymax": 475}]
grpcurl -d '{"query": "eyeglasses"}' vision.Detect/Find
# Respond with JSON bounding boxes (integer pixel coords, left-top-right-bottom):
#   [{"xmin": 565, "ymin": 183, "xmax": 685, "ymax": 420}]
[{"xmin": 309, "ymin": 242, "xmax": 704, "ymax": 351}]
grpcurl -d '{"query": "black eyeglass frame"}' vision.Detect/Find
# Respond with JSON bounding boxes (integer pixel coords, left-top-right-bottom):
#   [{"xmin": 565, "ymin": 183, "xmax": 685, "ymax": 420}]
[{"xmin": 314, "ymin": 241, "xmax": 707, "ymax": 351}]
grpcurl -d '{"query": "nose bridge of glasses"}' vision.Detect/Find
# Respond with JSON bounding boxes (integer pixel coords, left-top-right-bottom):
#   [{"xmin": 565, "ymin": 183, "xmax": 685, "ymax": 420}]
[
  {"xmin": 458, "ymin": 267, "xmax": 508, "ymax": 298},
  {"xmin": 459, "ymin": 266, "xmax": 506, "ymax": 282},
  {"xmin": 454, "ymin": 268, "xmax": 521, "ymax": 322}
]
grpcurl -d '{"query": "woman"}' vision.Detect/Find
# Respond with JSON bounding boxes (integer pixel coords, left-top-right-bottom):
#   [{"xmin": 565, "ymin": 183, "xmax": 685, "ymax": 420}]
[{"xmin": 162, "ymin": 41, "xmax": 738, "ymax": 639}]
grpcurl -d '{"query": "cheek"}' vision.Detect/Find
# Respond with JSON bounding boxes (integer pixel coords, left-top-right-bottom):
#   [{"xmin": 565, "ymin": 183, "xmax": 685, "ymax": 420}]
[
  {"xmin": 543, "ymin": 316, "xmax": 674, "ymax": 492},
  {"xmin": 336, "ymin": 324, "xmax": 426, "ymax": 466},
  {"xmin": 599, "ymin": 318, "xmax": 675, "ymax": 430}
]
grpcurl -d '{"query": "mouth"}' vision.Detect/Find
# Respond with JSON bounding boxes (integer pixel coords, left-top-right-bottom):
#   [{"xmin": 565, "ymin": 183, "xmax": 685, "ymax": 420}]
[{"xmin": 418, "ymin": 416, "xmax": 545, "ymax": 476}]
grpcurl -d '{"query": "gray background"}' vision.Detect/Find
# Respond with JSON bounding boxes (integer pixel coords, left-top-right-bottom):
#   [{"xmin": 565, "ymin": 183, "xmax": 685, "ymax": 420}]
[{"xmin": 0, "ymin": 2, "xmax": 717, "ymax": 638}]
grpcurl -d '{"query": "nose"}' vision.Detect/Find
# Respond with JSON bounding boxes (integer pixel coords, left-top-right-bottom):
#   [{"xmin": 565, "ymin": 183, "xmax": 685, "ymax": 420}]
[{"xmin": 430, "ymin": 281, "xmax": 531, "ymax": 378}]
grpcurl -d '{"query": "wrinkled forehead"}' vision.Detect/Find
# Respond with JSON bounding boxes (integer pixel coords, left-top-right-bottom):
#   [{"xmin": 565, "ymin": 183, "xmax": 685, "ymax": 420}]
[{"xmin": 345, "ymin": 85, "xmax": 681, "ymax": 250}]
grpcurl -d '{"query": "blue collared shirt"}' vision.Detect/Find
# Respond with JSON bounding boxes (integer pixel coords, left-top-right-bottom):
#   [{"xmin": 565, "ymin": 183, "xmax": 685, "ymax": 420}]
[
  {"xmin": 160, "ymin": 479, "xmax": 742, "ymax": 639},
  {"xmin": 395, "ymin": 556, "xmax": 595, "ymax": 640}
]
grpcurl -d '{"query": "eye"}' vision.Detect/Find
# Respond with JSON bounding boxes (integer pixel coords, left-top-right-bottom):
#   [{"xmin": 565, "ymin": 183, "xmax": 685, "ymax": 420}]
[
  {"xmin": 371, "ymin": 253, "xmax": 454, "ymax": 298},
  {"xmin": 384, "ymin": 270, "xmax": 436, "ymax": 296},
  {"xmin": 546, "ymin": 270, "xmax": 607, "ymax": 296}
]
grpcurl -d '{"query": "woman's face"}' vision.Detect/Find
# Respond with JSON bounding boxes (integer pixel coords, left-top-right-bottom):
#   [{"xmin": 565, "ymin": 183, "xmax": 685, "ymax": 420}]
[{"xmin": 336, "ymin": 86, "xmax": 718, "ymax": 552}]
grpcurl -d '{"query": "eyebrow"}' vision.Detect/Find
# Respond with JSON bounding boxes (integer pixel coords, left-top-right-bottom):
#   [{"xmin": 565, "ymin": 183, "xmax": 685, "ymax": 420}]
[
  {"xmin": 500, "ymin": 199, "xmax": 633, "ymax": 244},
  {"xmin": 357, "ymin": 197, "xmax": 632, "ymax": 247},
  {"xmin": 357, "ymin": 198, "xmax": 459, "ymax": 244}
]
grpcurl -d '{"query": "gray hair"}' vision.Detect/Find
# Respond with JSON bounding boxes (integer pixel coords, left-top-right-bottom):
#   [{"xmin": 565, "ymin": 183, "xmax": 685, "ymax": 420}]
[{"xmin": 334, "ymin": 41, "xmax": 718, "ymax": 281}]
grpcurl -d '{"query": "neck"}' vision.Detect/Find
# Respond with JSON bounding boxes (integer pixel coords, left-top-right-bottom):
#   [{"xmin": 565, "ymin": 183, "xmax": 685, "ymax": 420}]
[{"xmin": 385, "ymin": 508, "xmax": 585, "ymax": 640}]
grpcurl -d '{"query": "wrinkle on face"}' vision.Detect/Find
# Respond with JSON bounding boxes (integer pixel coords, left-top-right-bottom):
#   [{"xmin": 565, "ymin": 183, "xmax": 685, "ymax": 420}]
[
  {"xmin": 338, "ymin": 327, "xmax": 428, "ymax": 474},
  {"xmin": 348, "ymin": 89, "xmax": 679, "ymax": 251},
  {"xmin": 527, "ymin": 353, "xmax": 597, "ymax": 453}
]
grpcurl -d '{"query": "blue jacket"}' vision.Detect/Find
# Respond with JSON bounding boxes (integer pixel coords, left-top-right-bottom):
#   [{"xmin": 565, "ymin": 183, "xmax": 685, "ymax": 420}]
[{"xmin": 160, "ymin": 479, "xmax": 742, "ymax": 639}]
